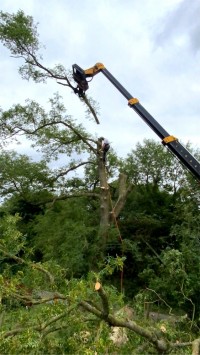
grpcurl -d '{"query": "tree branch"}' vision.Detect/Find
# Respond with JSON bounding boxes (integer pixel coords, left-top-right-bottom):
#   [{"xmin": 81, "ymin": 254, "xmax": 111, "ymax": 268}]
[
  {"xmin": 10, "ymin": 118, "xmax": 97, "ymax": 154},
  {"xmin": 51, "ymin": 161, "xmax": 95, "ymax": 182},
  {"xmin": 31, "ymin": 263, "xmax": 54, "ymax": 284},
  {"xmin": 81, "ymin": 95, "xmax": 100, "ymax": 125},
  {"xmin": 0, "ymin": 248, "xmax": 54, "ymax": 284},
  {"xmin": 60, "ymin": 120, "xmax": 97, "ymax": 153},
  {"xmin": 80, "ymin": 282, "xmax": 196, "ymax": 353},
  {"xmin": 21, "ymin": 45, "xmax": 100, "ymax": 125},
  {"xmin": 80, "ymin": 297, "xmax": 168, "ymax": 352},
  {"xmin": 10, "ymin": 292, "xmax": 67, "ymax": 306},
  {"xmin": 34, "ymin": 192, "xmax": 100, "ymax": 206},
  {"xmin": 23, "ymin": 47, "xmax": 73, "ymax": 86},
  {"xmin": 1, "ymin": 305, "xmax": 76, "ymax": 339},
  {"xmin": 95, "ymin": 282, "xmax": 109, "ymax": 317}
]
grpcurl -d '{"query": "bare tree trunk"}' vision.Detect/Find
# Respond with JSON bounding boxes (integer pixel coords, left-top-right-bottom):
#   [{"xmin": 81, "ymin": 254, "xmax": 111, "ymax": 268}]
[
  {"xmin": 96, "ymin": 139, "xmax": 132, "ymax": 256},
  {"xmin": 111, "ymin": 173, "xmax": 132, "ymax": 220},
  {"xmin": 97, "ymin": 138, "xmax": 110, "ymax": 249}
]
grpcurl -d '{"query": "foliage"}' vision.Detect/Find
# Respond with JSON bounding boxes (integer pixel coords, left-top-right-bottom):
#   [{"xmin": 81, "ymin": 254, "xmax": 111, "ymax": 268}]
[
  {"xmin": 124, "ymin": 138, "xmax": 189, "ymax": 191},
  {"xmin": 0, "ymin": 150, "xmax": 52, "ymax": 198},
  {"xmin": 0, "ymin": 9, "xmax": 200, "ymax": 354},
  {"xmin": 33, "ymin": 198, "xmax": 99, "ymax": 276},
  {"xmin": 0, "ymin": 216, "xmax": 197, "ymax": 354},
  {"xmin": 0, "ymin": 10, "xmax": 40, "ymax": 55},
  {"xmin": 138, "ymin": 196, "xmax": 200, "ymax": 320}
]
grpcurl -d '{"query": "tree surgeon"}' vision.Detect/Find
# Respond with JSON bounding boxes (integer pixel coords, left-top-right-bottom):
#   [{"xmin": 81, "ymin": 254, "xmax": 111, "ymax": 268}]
[{"xmin": 100, "ymin": 137, "xmax": 110, "ymax": 164}]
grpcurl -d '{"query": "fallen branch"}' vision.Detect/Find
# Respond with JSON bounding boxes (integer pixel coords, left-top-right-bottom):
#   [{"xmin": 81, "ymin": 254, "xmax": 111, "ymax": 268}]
[
  {"xmin": 1, "ymin": 304, "xmax": 76, "ymax": 340},
  {"xmin": 31, "ymin": 263, "xmax": 54, "ymax": 284},
  {"xmin": 0, "ymin": 248, "xmax": 54, "ymax": 284},
  {"xmin": 80, "ymin": 282, "xmax": 196, "ymax": 354}
]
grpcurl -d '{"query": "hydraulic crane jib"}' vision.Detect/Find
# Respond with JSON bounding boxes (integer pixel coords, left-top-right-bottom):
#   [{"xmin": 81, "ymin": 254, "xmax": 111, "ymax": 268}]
[{"xmin": 72, "ymin": 62, "xmax": 200, "ymax": 181}]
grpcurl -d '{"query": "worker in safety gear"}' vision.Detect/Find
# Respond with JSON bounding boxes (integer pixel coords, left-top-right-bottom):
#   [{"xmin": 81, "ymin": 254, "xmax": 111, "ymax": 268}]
[{"xmin": 100, "ymin": 137, "xmax": 110, "ymax": 163}]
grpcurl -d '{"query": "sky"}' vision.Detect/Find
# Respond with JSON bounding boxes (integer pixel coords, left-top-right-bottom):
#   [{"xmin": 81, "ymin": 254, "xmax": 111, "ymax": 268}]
[{"xmin": 0, "ymin": 0, "xmax": 200, "ymax": 162}]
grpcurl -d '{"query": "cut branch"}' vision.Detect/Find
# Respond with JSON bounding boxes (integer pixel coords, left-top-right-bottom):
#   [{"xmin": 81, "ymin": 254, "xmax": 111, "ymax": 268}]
[
  {"xmin": 80, "ymin": 283, "xmax": 195, "ymax": 354},
  {"xmin": 81, "ymin": 95, "xmax": 100, "ymax": 125},
  {"xmin": 192, "ymin": 339, "xmax": 200, "ymax": 355},
  {"xmin": 95, "ymin": 282, "xmax": 109, "ymax": 317}
]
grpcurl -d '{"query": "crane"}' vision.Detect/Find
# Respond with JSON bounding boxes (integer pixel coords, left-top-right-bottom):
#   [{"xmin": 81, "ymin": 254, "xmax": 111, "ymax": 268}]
[{"xmin": 72, "ymin": 62, "xmax": 200, "ymax": 181}]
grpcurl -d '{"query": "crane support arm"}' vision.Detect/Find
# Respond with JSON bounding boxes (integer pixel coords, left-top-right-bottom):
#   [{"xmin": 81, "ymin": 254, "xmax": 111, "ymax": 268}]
[{"xmin": 72, "ymin": 63, "xmax": 200, "ymax": 181}]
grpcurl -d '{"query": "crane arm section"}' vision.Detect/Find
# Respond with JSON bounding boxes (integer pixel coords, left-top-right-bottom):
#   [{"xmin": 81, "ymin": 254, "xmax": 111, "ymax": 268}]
[{"xmin": 72, "ymin": 63, "xmax": 200, "ymax": 181}]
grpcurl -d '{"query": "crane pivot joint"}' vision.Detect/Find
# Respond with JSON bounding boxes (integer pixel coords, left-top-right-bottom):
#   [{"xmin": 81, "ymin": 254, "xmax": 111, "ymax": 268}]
[{"xmin": 162, "ymin": 135, "xmax": 178, "ymax": 145}]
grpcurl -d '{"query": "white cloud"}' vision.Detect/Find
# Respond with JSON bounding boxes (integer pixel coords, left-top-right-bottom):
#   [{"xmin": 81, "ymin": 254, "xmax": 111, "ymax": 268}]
[{"xmin": 0, "ymin": 0, "xmax": 199, "ymax": 163}]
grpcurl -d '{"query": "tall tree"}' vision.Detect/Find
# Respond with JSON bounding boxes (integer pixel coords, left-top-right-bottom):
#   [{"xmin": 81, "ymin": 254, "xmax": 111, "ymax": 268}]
[
  {"xmin": 124, "ymin": 138, "xmax": 191, "ymax": 192},
  {"xmin": 0, "ymin": 10, "xmax": 131, "ymax": 260}
]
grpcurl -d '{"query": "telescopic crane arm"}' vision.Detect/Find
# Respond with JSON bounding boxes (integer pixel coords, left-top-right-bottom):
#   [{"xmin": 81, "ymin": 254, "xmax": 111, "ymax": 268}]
[{"xmin": 72, "ymin": 62, "xmax": 200, "ymax": 181}]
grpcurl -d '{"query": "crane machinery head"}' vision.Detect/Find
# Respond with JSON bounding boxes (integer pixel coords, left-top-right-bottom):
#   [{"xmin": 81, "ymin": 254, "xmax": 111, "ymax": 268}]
[
  {"xmin": 72, "ymin": 63, "xmax": 105, "ymax": 97},
  {"xmin": 72, "ymin": 64, "xmax": 89, "ymax": 97}
]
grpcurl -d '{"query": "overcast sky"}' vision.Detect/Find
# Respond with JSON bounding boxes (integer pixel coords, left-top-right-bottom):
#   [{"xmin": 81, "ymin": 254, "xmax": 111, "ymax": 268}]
[{"xmin": 0, "ymin": 0, "xmax": 200, "ymax": 161}]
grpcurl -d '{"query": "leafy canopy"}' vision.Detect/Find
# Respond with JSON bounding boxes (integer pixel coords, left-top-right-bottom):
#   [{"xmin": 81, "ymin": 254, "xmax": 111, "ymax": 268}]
[{"xmin": 0, "ymin": 10, "xmax": 40, "ymax": 55}]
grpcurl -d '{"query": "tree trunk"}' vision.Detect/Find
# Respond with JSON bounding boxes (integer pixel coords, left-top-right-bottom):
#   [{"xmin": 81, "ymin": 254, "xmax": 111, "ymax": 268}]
[
  {"xmin": 111, "ymin": 173, "xmax": 132, "ymax": 220},
  {"xmin": 97, "ymin": 139, "xmax": 132, "ymax": 256},
  {"xmin": 97, "ymin": 138, "xmax": 110, "ymax": 250}
]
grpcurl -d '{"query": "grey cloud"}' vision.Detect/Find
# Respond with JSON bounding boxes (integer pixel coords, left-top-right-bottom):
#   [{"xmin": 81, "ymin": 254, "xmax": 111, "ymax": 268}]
[{"xmin": 156, "ymin": 0, "xmax": 200, "ymax": 52}]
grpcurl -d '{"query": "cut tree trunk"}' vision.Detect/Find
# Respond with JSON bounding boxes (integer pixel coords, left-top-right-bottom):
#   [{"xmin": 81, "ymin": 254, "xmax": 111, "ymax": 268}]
[{"xmin": 97, "ymin": 139, "xmax": 110, "ymax": 248}]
